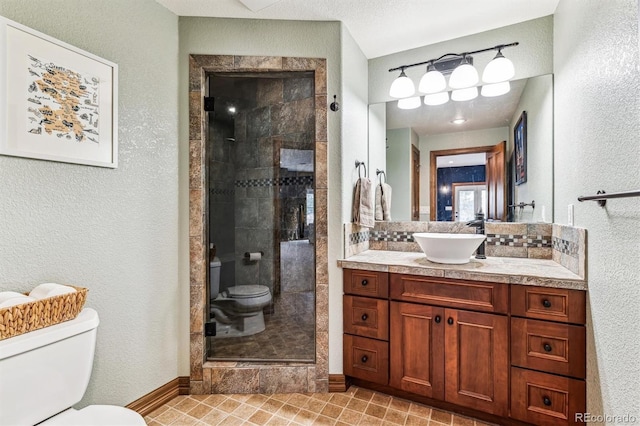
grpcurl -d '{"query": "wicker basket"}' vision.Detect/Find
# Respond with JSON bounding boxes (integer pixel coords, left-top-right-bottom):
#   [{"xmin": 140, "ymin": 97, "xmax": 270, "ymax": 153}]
[{"xmin": 0, "ymin": 286, "xmax": 88, "ymax": 340}]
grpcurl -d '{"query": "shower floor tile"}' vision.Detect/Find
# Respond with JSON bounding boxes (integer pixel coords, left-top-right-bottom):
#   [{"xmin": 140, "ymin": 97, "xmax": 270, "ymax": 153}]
[{"xmin": 208, "ymin": 303, "xmax": 315, "ymax": 361}]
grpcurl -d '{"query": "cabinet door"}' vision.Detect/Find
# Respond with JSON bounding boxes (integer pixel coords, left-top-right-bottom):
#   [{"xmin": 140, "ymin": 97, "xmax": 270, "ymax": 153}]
[
  {"xmin": 390, "ymin": 302, "xmax": 445, "ymax": 400},
  {"xmin": 444, "ymin": 309, "xmax": 508, "ymax": 416}
]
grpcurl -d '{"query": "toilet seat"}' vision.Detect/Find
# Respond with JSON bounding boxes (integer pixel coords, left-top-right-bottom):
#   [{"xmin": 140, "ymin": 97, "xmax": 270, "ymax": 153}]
[
  {"xmin": 226, "ymin": 285, "xmax": 270, "ymax": 299},
  {"xmin": 40, "ymin": 405, "xmax": 146, "ymax": 425}
]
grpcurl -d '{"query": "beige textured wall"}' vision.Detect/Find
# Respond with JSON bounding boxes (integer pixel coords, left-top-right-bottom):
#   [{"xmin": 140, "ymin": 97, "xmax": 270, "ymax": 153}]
[
  {"xmin": 554, "ymin": 0, "xmax": 640, "ymax": 422},
  {"xmin": 0, "ymin": 0, "xmax": 180, "ymax": 407}
]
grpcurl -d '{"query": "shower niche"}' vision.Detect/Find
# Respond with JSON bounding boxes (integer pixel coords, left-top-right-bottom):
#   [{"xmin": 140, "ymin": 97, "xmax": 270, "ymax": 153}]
[{"xmin": 206, "ymin": 72, "xmax": 316, "ymax": 362}]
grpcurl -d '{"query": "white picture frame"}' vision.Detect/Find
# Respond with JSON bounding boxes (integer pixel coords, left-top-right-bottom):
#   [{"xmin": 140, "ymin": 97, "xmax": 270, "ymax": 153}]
[{"xmin": 0, "ymin": 16, "xmax": 118, "ymax": 168}]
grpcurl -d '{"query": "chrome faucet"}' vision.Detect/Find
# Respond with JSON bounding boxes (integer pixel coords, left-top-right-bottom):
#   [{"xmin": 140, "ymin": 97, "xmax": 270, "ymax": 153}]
[{"xmin": 465, "ymin": 212, "xmax": 486, "ymax": 259}]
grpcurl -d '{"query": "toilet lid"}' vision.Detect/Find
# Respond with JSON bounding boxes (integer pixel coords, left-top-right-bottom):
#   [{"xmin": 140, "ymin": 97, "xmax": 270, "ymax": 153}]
[
  {"xmin": 41, "ymin": 405, "xmax": 146, "ymax": 425},
  {"xmin": 226, "ymin": 285, "xmax": 270, "ymax": 299}
]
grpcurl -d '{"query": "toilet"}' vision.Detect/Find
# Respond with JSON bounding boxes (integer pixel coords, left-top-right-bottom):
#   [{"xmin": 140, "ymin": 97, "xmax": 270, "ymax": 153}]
[
  {"xmin": 0, "ymin": 308, "xmax": 145, "ymax": 426},
  {"xmin": 210, "ymin": 257, "xmax": 272, "ymax": 337}
]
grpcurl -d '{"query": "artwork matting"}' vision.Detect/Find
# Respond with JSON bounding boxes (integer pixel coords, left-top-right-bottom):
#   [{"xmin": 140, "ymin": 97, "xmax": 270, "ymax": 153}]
[{"xmin": 0, "ymin": 16, "xmax": 118, "ymax": 168}]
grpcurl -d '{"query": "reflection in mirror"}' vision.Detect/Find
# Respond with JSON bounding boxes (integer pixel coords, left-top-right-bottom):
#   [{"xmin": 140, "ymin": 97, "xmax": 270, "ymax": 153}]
[{"xmin": 374, "ymin": 74, "xmax": 553, "ymax": 223}]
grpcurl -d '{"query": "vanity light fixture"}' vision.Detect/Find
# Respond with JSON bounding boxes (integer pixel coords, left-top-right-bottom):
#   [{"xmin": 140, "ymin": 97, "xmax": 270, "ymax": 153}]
[
  {"xmin": 397, "ymin": 96, "xmax": 422, "ymax": 110},
  {"xmin": 482, "ymin": 49, "xmax": 515, "ymax": 83},
  {"xmin": 424, "ymin": 91, "xmax": 449, "ymax": 106},
  {"xmin": 418, "ymin": 62, "xmax": 447, "ymax": 94},
  {"xmin": 389, "ymin": 68, "xmax": 415, "ymax": 98},
  {"xmin": 449, "ymin": 55, "xmax": 478, "ymax": 89},
  {"xmin": 451, "ymin": 87, "xmax": 478, "ymax": 102},
  {"xmin": 388, "ymin": 42, "xmax": 518, "ymax": 107},
  {"xmin": 481, "ymin": 81, "xmax": 511, "ymax": 97}
]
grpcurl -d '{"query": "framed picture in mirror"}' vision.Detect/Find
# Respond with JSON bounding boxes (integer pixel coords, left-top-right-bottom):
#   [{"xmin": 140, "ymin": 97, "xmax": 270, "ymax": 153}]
[{"xmin": 514, "ymin": 111, "xmax": 527, "ymax": 185}]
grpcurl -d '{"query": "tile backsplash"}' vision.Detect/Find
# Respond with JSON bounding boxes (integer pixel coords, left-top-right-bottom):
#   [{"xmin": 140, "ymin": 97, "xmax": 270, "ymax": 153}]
[{"xmin": 344, "ymin": 221, "xmax": 587, "ymax": 278}]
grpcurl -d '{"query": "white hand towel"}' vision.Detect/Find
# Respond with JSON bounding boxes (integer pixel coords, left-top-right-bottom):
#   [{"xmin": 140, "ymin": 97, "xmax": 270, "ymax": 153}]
[
  {"xmin": 375, "ymin": 185, "xmax": 383, "ymax": 221},
  {"xmin": 0, "ymin": 295, "xmax": 36, "ymax": 309},
  {"xmin": 380, "ymin": 183, "xmax": 392, "ymax": 221},
  {"xmin": 0, "ymin": 291, "xmax": 28, "ymax": 304},
  {"xmin": 29, "ymin": 283, "xmax": 76, "ymax": 300},
  {"xmin": 352, "ymin": 177, "xmax": 375, "ymax": 228},
  {"xmin": 375, "ymin": 183, "xmax": 393, "ymax": 221}
]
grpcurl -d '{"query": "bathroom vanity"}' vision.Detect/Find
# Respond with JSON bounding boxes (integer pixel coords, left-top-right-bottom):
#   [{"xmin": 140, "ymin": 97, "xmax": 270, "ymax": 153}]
[{"xmin": 339, "ymin": 250, "xmax": 587, "ymax": 426}]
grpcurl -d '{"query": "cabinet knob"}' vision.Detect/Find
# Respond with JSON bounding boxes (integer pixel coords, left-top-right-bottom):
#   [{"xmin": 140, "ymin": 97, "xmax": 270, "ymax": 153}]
[
  {"xmin": 361, "ymin": 313, "xmax": 368, "ymax": 321},
  {"xmin": 361, "ymin": 279, "xmax": 368, "ymax": 286},
  {"xmin": 361, "ymin": 355, "xmax": 368, "ymax": 363},
  {"xmin": 447, "ymin": 317, "xmax": 454, "ymax": 325},
  {"xmin": 542, "ymin": 299, "xmax": 552, "ymax": 308},
  {"xmin": 434, "ymin": 315, "xmax": 441, "ymax": 323},
  {"xmin": 543, "ymin": 396, "xmax": 552, "ymax": 406},
  {"xmin": 543, "ymin": 343, "xmax": 552, "ymax": 352}
]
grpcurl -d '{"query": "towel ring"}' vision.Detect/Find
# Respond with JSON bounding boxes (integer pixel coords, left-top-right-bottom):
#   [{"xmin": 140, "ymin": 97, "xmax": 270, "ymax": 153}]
[
  {"xmin": 355, "ymin": 160, "xmax": 367, "ymax": 178},
  {"xmin": 376, "ymin": 169, "xmax": 386, "ymax": 184}
]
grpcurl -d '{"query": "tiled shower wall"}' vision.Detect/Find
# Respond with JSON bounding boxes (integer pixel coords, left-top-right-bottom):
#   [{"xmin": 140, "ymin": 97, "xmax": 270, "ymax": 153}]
[{"xmin": 231, "ymin": 76, "xmax": 315, "ymax": 296}]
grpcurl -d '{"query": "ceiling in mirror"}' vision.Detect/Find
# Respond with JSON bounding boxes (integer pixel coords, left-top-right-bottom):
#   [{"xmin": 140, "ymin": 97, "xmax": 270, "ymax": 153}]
[{"xmin": 386, "ymin": 78, "xmax": 527, "ymax": 136}]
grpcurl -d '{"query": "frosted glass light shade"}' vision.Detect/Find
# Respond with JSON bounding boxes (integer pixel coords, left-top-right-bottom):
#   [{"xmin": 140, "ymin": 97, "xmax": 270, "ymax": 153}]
[
  {"xmin": 482, "ymin": 51, "xmax": 515, "ymax": 83},
  {"xmin": 481, "ymin": 81, "xmax": 511, "ymax": 97},
  {"xmin": 418, "ymin": 67, "xmax": 446, "ymax": 94},
  {"xmin": 451, "ymin": 87, "xmax": 478, "ymax": 102},
  {"xmin": 449, "ymin": 61, "xmax": 479, "ymax": 89},
  {"xmin": 424, "ymin": 92, "xmax": 449, "ymax": 106},
  {"xmin": 389, "ymin": 70, "xmax": 415, "ymax": 98},
  {"xmin": 398, "ymin": 96, "xmax": 421, "ymax": 110}
]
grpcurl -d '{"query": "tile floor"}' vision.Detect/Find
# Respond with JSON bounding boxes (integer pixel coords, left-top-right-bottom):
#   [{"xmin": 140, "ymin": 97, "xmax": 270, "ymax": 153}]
[{"xmin": 145, "ymin": 385, "xmax": 494, "ymax": 426}]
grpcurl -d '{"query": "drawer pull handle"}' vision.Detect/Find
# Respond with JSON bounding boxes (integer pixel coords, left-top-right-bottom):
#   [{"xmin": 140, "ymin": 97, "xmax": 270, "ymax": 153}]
[
  {"xmin": 447, "ymin": 317, "xmax": 454, "ymax": 325},
  {"xmin": 542, "ymin": 299, "xmax": 552, "ymax": 308},
  {"xmin": 361, "ymin": 279, "xmax": 368, "ymax": 286},
  {"xmin": 361, "ymin": 313, "xmax": 368, "ymax": 321},
  {"xmin": 543, "ymin": 343, "xmax": 552, "ymax": 352},
  {"xmin": 543, "ymin": 396, "xmax": 552, "ymax": 406},
  {"xmin": 435, "ymin": 315, "xmax": 441, "ymax": 323},
  {"xmin": 361, "ymin": 355, "xmax": 368, "ymax": 363}
]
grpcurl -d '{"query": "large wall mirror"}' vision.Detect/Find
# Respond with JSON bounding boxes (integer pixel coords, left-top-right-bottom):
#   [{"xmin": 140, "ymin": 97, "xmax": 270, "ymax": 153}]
[{"xmin": 369, "ymin": 74, "xmax": 553, "ymax": 223}]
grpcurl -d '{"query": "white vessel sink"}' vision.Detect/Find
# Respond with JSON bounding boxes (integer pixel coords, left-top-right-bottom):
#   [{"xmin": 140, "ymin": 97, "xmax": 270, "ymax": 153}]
[{"xmin": 413, "ymin": 233, "xmax": 486, "ymax": 264}]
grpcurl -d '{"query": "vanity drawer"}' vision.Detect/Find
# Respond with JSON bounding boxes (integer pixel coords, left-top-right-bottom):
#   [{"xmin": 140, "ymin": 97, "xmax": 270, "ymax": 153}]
[
  {"xmin": 344, "ymin": 269, "xmax": 389, "ymax": 298},
  {"xmin": 512, "ymin": 285, "xmax": 586, "ymax": 324},
  {"xmin": 511, "ymin": 318, "xmax": 586, "ymax": 379},
  {"xmin": 511, "ymin": 367, "xmax": 586, "ymax": 426},
  {"xmin": 390, "ymin": 274, "xmax": 508, "ymax": 314},
  {"xmin": 344, "ymin": 295, "xmax": 389, "ymax": 340},
  {"xmin": 343, "ymin": 334, "xmax": 389, "ymax": 385}
]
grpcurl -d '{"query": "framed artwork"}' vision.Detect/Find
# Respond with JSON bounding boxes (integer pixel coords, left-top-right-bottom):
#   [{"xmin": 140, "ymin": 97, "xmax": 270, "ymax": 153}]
[
  {"xmin": 514, "ymin": 111, "xmax": 527, "ymax": 185},
  {"xmin": 0, "ymin": 16, "xmax": 118, "ymax": 168}
]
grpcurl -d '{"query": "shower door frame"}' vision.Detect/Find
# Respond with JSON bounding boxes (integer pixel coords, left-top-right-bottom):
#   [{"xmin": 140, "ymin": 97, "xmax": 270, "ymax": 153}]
[{"xmin": 188, "ymin": 55, "xmax": 329, "ymax": 394}]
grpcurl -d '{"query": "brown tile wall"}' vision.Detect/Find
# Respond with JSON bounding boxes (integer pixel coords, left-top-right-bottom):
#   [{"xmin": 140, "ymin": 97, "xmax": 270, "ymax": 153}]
[
  {"xmin": 189, "ymin": 55, "xmax": 328, "ymax": 394},
  {"xmin": 552, "ymin": 223, "xmax": 587, "ymax": 279}
]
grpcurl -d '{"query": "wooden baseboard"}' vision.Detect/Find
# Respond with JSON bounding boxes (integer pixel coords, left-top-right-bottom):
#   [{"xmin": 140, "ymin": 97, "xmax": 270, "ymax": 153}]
[
  {"xmin": 328, "ymin": 374, "xmax": 349, "ymax": 392},
  {"xmin": 127, "ymin": 376, "xmax": 190, "ymax": 417}
]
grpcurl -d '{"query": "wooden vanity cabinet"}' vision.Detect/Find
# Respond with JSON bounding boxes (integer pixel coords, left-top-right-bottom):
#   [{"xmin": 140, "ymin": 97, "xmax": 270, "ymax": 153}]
[
  {"xmin": 342, "ymin": 269, "xmax": 587, "ymax": 426},
  {"xmin": 389, "ymin": 274, "xmax": 509, "ymax": 417}
]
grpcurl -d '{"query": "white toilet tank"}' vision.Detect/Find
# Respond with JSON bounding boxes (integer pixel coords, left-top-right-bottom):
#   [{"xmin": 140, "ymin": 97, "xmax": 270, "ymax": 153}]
[{"xmin": 0, "ymin": 308, "xmax": 100, "ymax": 426}]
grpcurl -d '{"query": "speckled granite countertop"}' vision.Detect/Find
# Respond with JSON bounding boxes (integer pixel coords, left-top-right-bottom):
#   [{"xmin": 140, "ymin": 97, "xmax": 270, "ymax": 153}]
[{"xmin": 338, "ymin": 250, "xmax": 587, "ymax": 291}]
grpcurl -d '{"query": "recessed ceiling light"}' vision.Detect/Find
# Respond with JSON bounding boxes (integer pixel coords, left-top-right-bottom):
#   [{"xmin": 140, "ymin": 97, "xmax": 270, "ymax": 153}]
[
  {"xmin": 448, "ymin": 160, "xmax": 454, "ymax": 164},
  {"xmin": 228, "ymin": 106, "xmax": 236, "ymax": 114},
  {"xmin": 451, "ymin": 118, "xmax": 466, "ymax": 124}
]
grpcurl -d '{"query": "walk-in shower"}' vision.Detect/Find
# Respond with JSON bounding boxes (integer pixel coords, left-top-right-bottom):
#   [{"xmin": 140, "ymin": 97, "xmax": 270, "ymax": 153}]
[{"xmin": 206, "ymin": 72, "xmax": 316, "ymax": 362}]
